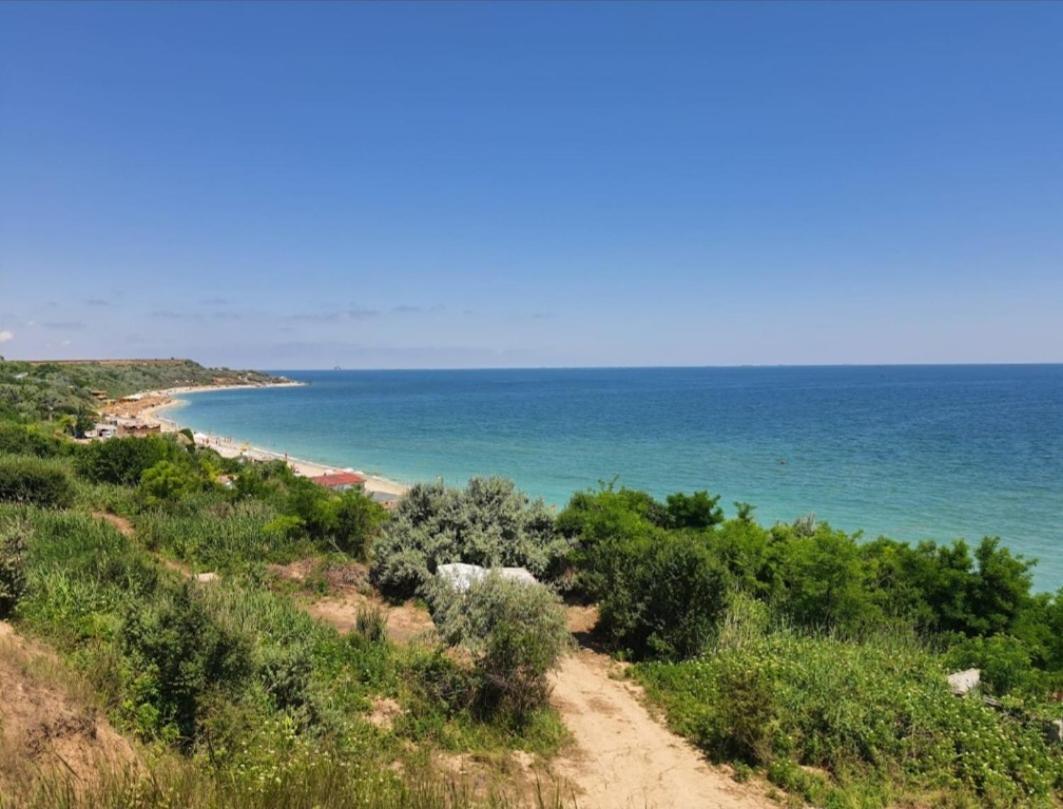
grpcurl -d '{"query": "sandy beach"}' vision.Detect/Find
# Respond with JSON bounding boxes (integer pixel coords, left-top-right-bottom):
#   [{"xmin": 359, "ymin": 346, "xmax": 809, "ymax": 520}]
[{"xmin": 107, "ymin": 382, "xmax": 409, "ymax": 498}]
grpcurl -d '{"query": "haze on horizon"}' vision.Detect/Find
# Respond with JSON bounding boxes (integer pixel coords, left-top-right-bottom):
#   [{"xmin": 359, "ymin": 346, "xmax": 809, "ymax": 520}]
[{"xmin": 1, "ymin": 2, "xmax": 1061, "ymax": 370}]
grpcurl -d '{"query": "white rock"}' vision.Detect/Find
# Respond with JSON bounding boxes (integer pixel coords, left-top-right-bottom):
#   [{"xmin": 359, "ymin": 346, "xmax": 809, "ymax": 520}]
[
  {"xmin": 947, "ymin": 668, "xmax": 981, "ymax": 696},
  {"xmin": 436, "ymin": 563, "xmax": 538, "ymax": 593},
  {"xmin": 194, "ymin": 572, "xmax": 219, "ymax": 584}
]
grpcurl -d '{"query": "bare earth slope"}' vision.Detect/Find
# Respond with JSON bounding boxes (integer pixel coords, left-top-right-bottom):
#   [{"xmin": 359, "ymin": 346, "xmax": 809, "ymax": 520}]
[{"xmin": 0, "ymin": 622, "xmax": 137, "ymax": 797}]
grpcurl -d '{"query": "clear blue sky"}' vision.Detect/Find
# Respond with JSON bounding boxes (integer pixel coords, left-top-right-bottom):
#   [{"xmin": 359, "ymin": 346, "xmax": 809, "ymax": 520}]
[{"xmin": 1, "ymin": 1, "xmax": 1060, "ymax": 368}]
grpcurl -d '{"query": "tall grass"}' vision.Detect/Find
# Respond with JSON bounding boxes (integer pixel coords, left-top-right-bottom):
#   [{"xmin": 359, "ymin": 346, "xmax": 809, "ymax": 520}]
[
  {"xmin": 3, "ymin": 753, "xmax": 568, "ymax": 809},
  {"xmin": 135, "ymin": 495, "xmax": 312, "ymax": 572}
]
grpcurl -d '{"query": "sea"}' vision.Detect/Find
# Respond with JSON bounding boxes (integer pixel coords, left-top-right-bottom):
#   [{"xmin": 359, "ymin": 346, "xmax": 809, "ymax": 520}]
[{"xmin": 171, "ymin": 365, "xmax": 1063, "ymax": 591}]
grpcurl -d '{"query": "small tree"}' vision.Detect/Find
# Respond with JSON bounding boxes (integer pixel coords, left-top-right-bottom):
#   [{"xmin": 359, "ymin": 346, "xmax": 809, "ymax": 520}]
[
  {"xmin": 139, "ymin": 460, "xmax": 202, "ymax": 506},
  {"xmin": 372, "ymin": 477, "xmax": 567, "ymax": 597},
  {"xmin": 76, "ymin": 435, "xmax": 182, "ymax": 485},
  {"xmin": 666, "ymin": 490, "xmax": 724, "ymax": 530}
]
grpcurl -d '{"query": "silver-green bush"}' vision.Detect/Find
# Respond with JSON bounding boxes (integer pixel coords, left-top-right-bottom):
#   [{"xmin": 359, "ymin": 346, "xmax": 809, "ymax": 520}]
[{"xmin": 371, "ymin": 478, "xmax": 568, "ymax": 597}]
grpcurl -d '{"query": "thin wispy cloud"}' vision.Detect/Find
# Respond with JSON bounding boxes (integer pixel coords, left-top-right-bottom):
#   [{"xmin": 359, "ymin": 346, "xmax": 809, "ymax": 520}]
[
  {"xmin": 42, "ymin": 321, "xmax": 86, "ymax": 330},
  {"xmin": 85, "ymin": 298, "xmax": 110, "ymax": 307},
  {"xmin": 0, "ymin": 330, "xmax": 14, "ymax": 343},
  {"xmin": 285, "ymin": 307, "xmax": 380, "ymax": 323}
]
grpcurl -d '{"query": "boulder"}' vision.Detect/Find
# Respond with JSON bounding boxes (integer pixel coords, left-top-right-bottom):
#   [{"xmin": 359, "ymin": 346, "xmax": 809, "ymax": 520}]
[
  {"xmin": 947, "ymin": 668, "xmax": 981, "ymax": 696},
  {"xmin": 436, "ymin": 563, "xmax": 538, "ymax": 593},
  {"xmin": 194, "ymin": 571, "xmax": 219, "ymax": 584}
]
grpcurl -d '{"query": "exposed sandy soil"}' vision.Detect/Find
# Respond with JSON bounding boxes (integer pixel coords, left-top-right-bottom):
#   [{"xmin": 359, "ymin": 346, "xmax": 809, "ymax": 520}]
[
  {"xmin": 91, "ymin": 510, "xmax": 134, "ymax": 537},
  {"xmin": 0, "ymin": 622, "xmax": 137, "ymax": 796},
  {"xmin": 298, "ymin": 580, "xmax": 770, "ymax": 809},
  {"xmin": 549, "ymin": 645, "xmax": 773, "ymax": 809},
  {"xmin": 305, "ymin": 592, "xmax": 438, "ymax": 645},
  {"xmin": 270, "ymin": 560, "xmax": 438, "ymax": 645}
]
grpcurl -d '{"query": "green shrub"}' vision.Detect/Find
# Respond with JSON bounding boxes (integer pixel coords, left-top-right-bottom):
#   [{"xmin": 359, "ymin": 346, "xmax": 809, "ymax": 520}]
[
  {"xmin": 944, "ymin": 633, "xmax": 1041, "ymax": 696},
  {"xmin": 665, "ymin": 490, "xmax": 724, "ymax": 529},
  {"xmin": 427, "ymin": 573, "xmax": 570, "ymax": 725},
  {"xmin": 138, "ymin": 459, "xmax": 204, "ymax": 505},
  {"xmin": 372, "ymin": 478, "xmax": 567, "ymax": 597},
  {"xmin": 120, "ymin": 582, "xmax": 255, "ymax": 746},
  {"xmin": 0, "ymin": 422, "xmax": 65, "ymax": 457},
  {"xmin": 0, "ymin": 514, "xmax": 29, "ymax": 617},
  {"xmin": 0, "ymin": 456, "xmax": 75, "ymax": 507},
  {"xmin": 593, "ymin": 530, "xmax": 731, "ymax": 660},
  {"xmin": 75, "ymin": 435, "xmax": 183, "ymax": 485}
]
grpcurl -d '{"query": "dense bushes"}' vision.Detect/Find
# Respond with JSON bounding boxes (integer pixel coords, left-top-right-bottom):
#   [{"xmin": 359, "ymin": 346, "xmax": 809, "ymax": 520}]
[
  {"xmin": 121, "ymin": 582, "xmax": 255, "ymax": 746},
  {"xmin": 372, "ymin": 478, "xmax": 568, "ymax": 597},
  {"xmin": 0, "ymin": 423, "xmax": 64, "ymax": 457},
  {"xmin": 592, "ymin": 530, "xmax": 731, "ymax": 660},
  {"xmin": 139, "ymin": 459, "xmax": 204, "ymax": 505},
  {"xmin": 637, "ymin": 616, "xmax": 1063, "ymax": 806},
  {"xmin": 560, "ymin": 484, "xmax": 1058, "ymax": 663},
  {"xmin": 0, "ymin": 456, "xmax": 75, "ymax": 507},
  {"xmin": 427, "ymin": 573, "xmax": 569, "ymax": 725},
  {"xmin": 75, "ymin": 435, "xmax": 184, "ymax": 485}
]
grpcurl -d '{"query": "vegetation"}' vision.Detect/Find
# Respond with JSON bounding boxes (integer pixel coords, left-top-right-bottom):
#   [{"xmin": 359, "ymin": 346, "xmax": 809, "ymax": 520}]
[
  {"xmin": 0, "ymin": 515, "xmax": 28, "ymax": 617},
  {"xmin": 427, "ymin": 573, "xmax": 570, "ymax": 726},
  {"xmin": 0, "ymin": 358, "xmax": 281, "ymax": 426},
  {"xmin": 372, "ymin": 477, "xmax": 568, "ymax": 597},
  {"xmin": 558, "ymin": 484, "xmax": 1063, "ymax": 806},
  {"xmin": 0, "ymin": 455, "xmax": 76, "ymax": 508},
  {"xmin": 0, "ymin": 360, "xmax": 1060, "ymax": 807},
  {"xmin": 637, "ymin": 600, "xmax": 1063, "ymax": 806}
]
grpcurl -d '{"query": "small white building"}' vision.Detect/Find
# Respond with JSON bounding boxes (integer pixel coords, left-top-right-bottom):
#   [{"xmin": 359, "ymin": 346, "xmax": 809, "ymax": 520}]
[{"xmin": 85, "ymin": 423, "xmax": 117, "ymax": 439}]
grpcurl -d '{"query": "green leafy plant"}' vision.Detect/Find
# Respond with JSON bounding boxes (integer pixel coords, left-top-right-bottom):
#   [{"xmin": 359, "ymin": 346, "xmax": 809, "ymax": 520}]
[{"xmin": 0, "ymin": 456, "xmax": 75, "ymax": 507}]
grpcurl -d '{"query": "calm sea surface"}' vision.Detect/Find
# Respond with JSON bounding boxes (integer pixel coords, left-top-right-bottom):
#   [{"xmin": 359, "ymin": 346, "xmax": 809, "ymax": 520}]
[{"xmin": 172, "ymin": 366, "xmax": 1063, "ymax": 591}]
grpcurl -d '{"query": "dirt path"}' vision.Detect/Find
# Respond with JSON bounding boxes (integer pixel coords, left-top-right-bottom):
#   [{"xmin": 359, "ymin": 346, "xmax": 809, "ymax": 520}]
[
  {"xmin": 92, "ymin": 510, "xmax": 134, "ymax": 537},
  {"xmin": 300, "ymin": 586, "xmax": 770, "ymax": 809},
  {"xmin": 549, "ymin": 647, "xmax": 771, "ymax": 809}
]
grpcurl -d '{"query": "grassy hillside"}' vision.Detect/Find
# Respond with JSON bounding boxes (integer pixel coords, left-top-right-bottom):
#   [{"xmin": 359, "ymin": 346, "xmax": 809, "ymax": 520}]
[{"xmin": 0, "ymin": 358, "xmax": 283, "ymax": 426}]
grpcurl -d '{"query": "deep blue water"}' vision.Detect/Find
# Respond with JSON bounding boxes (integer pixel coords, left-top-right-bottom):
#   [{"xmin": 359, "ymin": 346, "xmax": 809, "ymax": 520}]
[{"xmin": 172, "ymin": 366, "xmax": 1063, "ymax": 591}]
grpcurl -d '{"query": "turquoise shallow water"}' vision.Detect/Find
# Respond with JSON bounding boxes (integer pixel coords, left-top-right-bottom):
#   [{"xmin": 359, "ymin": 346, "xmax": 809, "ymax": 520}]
[{"xmin": 172, "ymin": 366, "xmax": 1063, "ymax": 591}]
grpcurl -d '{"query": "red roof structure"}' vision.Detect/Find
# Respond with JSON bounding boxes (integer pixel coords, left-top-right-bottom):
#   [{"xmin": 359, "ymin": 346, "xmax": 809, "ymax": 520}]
[{"xmin": 309, "ymin": 471, "xmax": 366, "ymax": 489}]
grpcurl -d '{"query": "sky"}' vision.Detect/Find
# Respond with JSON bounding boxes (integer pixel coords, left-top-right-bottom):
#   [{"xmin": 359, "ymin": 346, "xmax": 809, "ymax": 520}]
[{"xmin": 1, "ymin": 2, "xmax": 1061, "ymax": 369}]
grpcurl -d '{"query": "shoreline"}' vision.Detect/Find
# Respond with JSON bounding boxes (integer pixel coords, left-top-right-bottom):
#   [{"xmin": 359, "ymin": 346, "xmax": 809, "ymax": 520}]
[{"xmin": 112, "ymin": 381, "xmax": 409, "ymax": 498}]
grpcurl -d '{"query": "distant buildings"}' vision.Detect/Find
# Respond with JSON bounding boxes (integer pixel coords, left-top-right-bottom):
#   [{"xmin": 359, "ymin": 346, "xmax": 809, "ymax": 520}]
[
  {"xmin": 84, "ymin": 423, "xmax": 117, "ymax": 439},
  {"xmin": 309, "ymin": 471, "xmax": 367, "ymax": 491}
]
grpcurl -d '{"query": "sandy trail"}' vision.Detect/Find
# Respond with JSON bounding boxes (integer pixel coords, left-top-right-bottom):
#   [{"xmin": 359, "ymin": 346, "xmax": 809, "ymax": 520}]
[
  {"xmin": 549, "ymin": 647, "xmax": 771, "ymax": 809},
  {"xmin": 304, "ymin": 589, "xmax": 770, "ymax": 809}
]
